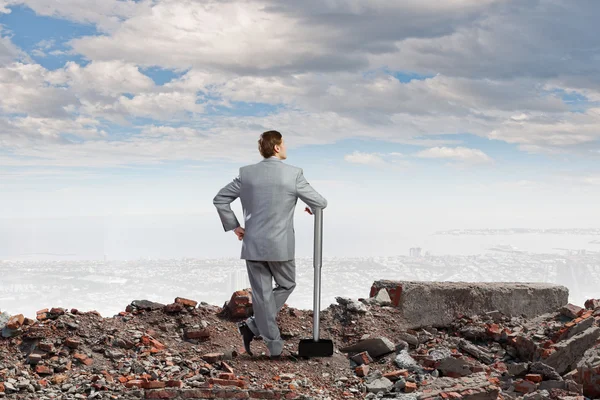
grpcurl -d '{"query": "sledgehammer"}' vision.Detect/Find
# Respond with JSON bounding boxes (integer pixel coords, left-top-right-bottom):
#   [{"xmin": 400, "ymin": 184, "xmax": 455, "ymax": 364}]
[{"xmin": 298, "ymin": 207, "xmax": 334, "ymax": 358}]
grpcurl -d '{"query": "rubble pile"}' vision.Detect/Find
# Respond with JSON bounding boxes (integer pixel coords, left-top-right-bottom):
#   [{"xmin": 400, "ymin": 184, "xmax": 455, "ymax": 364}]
[{"xmin": 1, "ymin": 285, "xmax": 599, "ymax": 399}]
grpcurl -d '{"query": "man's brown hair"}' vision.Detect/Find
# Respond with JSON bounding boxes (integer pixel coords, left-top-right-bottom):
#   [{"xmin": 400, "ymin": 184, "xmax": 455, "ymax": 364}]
[{"xmin": 258, "ymin": 130, "xmax": 282, "ymax": 158}]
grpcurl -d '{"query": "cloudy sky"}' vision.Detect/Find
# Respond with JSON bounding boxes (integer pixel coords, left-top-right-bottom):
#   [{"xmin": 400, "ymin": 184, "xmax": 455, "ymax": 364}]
[{"xmin": 1, "ymin": 0, "xmax": 600, "ymax": 258}]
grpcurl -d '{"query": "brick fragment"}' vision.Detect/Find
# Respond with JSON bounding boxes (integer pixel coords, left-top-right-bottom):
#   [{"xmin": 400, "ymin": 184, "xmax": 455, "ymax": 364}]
[
  {"xmin": 585, "ymin": 299, "xmax": 600, "ymax": 310},
  {"xmin": 184, "ymin": 329, "xmax": 210, "ymax": 340},
  {"xmin": 561, "ymin": 304, "xmax": 584, "ymax": 319},
  {"xmin": 35, "ymin": 365, "xmax": 53, "ymax": 374},
  {"xmin": 227, "ymin": 289, "xmax": 253, "ymax": 318},
  {"xmin": 65, "ymin": 337, "xmax": 80, "ymax": 349},
  {"xmin": 175, "ymin": 297, "xmax": 198, "ymax": 307},
  {"xmin": 355, "ymin": 364, "xmax": 369, "ymax": 377},
  {"xmin": 142, "ymin": 380, "xmax": 166, "ymax": 389},
  {"xmin": 209, "ymin": 377, "xmax": 248, "ymax": 388},
  {"xmin": 405, "ymin": 382, "xmax": 417, "ymax": 392},
  {"xmin": 222, "ymin": 361, "xmax": 235, "ymax": 374},
  {"xmin": 525, "ymin": 374, "xmax": 543, "ymax": 383},
  {"xmin": 514, "ymin": 379, "xmax": 537, "ymax": 393},
  {"xmin": 144, "ymin": 389, "xmax": 179, "ymax": 399},
  {"xmin": 350, "ymin": 351, "xmax": 372, "ymax": 365},
  {"xmin": 219, "ymin": 372, "xmax": 236, "ymax": 380},
  {"xmin": 125, "ymin": 379, "xmax": 144, "ymax": 388},
  {"xmin": 73, "ymin": 353, "xmax": 93, "ymax": 366},
  {"xmin": 383, "ymin": 370, "xmax": 409, "ymax": 380},
  {"xmin": 6, "ymin": 314, "xmax": 24, "ymax": 329},
  {"xmin": 27, "ymin": 353, "xmax": 42, "ymax": 364}
]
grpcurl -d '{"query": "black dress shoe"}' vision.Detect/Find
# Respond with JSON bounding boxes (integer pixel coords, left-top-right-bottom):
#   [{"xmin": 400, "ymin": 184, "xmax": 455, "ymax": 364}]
[{"xmin": 237, "ymin": 322, "xmax": 255, "ymax": 356}]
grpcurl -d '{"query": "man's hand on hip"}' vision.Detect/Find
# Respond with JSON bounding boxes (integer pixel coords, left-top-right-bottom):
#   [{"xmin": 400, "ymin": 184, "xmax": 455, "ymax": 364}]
[{"xmin": 234, "ymin": 226, "xmax": 245, "ymax": 240}]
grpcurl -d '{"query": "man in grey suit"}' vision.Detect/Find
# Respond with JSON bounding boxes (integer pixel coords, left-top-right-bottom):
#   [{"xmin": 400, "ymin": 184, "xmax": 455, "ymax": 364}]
[{"xmin": 213, "ymin": 130, "xmax": 327, "ymax": 358}]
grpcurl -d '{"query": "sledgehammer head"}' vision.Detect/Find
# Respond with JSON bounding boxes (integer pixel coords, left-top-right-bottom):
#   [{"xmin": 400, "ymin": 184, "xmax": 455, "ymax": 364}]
[{"xmin": 298, "ymin": 338, "xmax": 334, "ymax": 358}]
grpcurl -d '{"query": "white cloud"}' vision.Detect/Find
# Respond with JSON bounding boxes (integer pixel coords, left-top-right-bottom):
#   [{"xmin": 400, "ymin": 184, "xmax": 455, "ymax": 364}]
[
  {"xmin": 0, "ymin": 63, "xmax": 77, "ymax": 117},
  {"xmin": 50, "ymin": 60, "xmax": 155, "ymax": 97},
  {"xmin": 0, "ymin": 27, "xmax": 24, "ymax": 65},
  {"xmin": 5, "ymin": 0, "xmax": 140, "ymax": 32},
  {"xmin": 344, "ymin": 151, "xmax": 385, "ymax": 165},
  {"xmin": 415, "ymin": 146, "xmax": 493, "ymax": 164}
]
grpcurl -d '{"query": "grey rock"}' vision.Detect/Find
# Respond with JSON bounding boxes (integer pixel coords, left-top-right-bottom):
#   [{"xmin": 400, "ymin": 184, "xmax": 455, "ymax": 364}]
[
  {"xmin": 374, "ymin": 289, "xmax": 392, "ymax": 306},
  {"xmin": 522, "ymin": 389, "xmax": 551, "ymax": 400},
  {"xmin": 395, "ymin": 350, "xmax": 422, "ymax": 373},
  {"xmin": 365, "ymin": 370, "xmax": 383, "ymax": 384},
  {"xmin": 438, "ymin": 356, "xmax": 472, "ymax": 377},
  {"xmin": 365, "ymin": 377, "xmax": 393, "ymax": 394},
  {"xmin": 393, "ymin": 377, "xmax": 406, "ymax": 391},
  {"xmin": 506, "ymin": 362, "xmax": 529, "ymax": 376},
  {"xmin": 131, "ymin": 299, "xmax": 164, "ymax": 311},
  {"xmin": 529, "ymin": 362, "xmax": 562, "ymax": 381},
  {"xmin": 393, "ymin": 395, "xmax": 418, "ymax": 400},
  {"xmin": 539, "ymin": 380, "xmax": 565, "ymax": 391},
  {"xmin": 336, "ymin": 297, "xmax": 368, "ymax": 313},
  {"xmin": 397, "ymin": 332, "xmax": 419, "ymax": 347},
  {"xmin": 341, "ymin": 337, "xmax": 396, "ymax": 358},
  {"xmin": 429, "ymin": 347, "xmax": 452, "ymax": 361}
]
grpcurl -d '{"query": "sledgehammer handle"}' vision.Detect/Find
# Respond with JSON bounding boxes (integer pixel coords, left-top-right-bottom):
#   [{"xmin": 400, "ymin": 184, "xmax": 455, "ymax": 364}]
[{"xmin": 313, "ymin": 208, "xmax": 323, "ymax": 342}]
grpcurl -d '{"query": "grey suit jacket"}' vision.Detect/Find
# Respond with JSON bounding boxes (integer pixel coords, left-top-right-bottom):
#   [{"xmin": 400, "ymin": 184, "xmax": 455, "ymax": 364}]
[{"xmin": 213, "ymin": 157, "xmax": 327, "ymax": 261}]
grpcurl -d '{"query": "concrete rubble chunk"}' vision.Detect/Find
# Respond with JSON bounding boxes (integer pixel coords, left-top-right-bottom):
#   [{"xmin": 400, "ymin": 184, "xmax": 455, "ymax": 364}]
[
  {"xmin": 529, "ymin": 361, "xmax": 562, "ymax": 381},
  {"xmin": 374, "ymin": 288, "xmax": 392, "ymax": 305},
  {"xmin": 560, "ymin": 303, "xmax": 584, "ymax": 319},
  {"xmin": 340, "ymin": 336, "xmax": 396, "ymax": 358},
  {"xmin": 365, "ymin": 377, "xmax": 393, "ymax": 393},
  {"xmin": 336, "ymin": 296, "xmax": 367, "ymax": 313},
  {"xmin": 542, "ymin": 327, "xmax": 600, "ymax": 374},
  {"xmin": 398, "ymin": 331, "xmax": 419, "ymax": 347},
  {"xmin": 395, "ymin": 350, "xmax": 422, "ymax": 373},
  {"xmin": 370, "ymin": 280, "xmax": 569, "ymax": 328}
]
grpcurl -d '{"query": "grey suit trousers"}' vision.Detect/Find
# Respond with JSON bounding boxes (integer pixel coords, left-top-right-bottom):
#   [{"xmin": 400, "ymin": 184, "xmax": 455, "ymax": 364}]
[{"xmin": 244, "ymin": 259, "xmax": 296, "ymax": 356}]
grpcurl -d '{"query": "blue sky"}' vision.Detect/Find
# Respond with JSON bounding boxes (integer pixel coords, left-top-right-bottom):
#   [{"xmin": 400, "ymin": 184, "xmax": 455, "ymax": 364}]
[{"xmin": 1, "ymin": 0, "xmax": 600, "ymax": 258}]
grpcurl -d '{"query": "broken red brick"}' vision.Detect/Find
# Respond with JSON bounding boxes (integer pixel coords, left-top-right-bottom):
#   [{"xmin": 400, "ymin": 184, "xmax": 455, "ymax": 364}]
[
  {"xmin": 184, "ymin": 329, "xmax": 210, "ymax": 340},
  {"xmin": 175, "ymin": 297, "xmax": 198, "ymax": 307},
  {"xmin": 350, "ymin": 351, "xmax": 372, "ymax": 365},
  {"xmin": 208, "ymin": 378, "xmax": 248, "ymax": 388},
  {"xmin": 49, "ymin": 307, "xmax": 65, "ymax": 315},
  {"xmin": 405, "ymin": 381, "xmax": 417, "ymax": 392},
  {"xmin": 142, "ymin": 380, "xmax": 166, "ymax": 389},
  {"xmin": 514, "ymin": 379, "xmax": 537, "ymax": 393},
  {"xmin": 383, "ymin": 370, "xmax": 409, "ymax": 380},
  {"xmin": 145, "ymin": 389, "xmax": 179, "ymax": 399},
  {"xmin": 27, "ymin": 353, "xmax": 42, "ymax": 364},
  {"xmin": 125, "ymin": 379, "xmax": 144, "ymax": 388},
  {"xmin": 227, "ymin": 289, "xmax": 253, "ymax": 318},
  {"xmin": 585, "ymin": 299, "xmax": 600, "ymax": 310},
  {"xmin": 218, "ymin": 372, "xmax": 236, "ymax": 380},
  {"xmin": 73, "ymin": 353, "xmax": 93, "ymax": 366},
  {"xmin": 6, "ymin": 314, "xmax": 24, "ymax": 329},
  {"xmin": 35, "ymin": 365, "xmax": 53, "ymax": 375},
  {"xmin": 222, "ymin": 361, "xmax": 234, "ymax": 374},
  {"xmin": 355, "ymin": 364, "xmax": 369, "ymax": 377},
  {"xmin": 51, "ymin": 374, "xmax": 68, "ymax": 385},
  {"xmin": 65, "ymin": 337, "xmax": 80, "ymax": 349}
]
